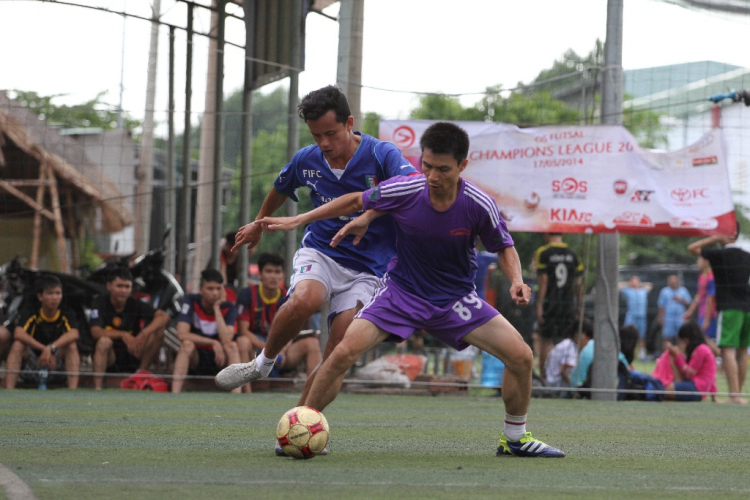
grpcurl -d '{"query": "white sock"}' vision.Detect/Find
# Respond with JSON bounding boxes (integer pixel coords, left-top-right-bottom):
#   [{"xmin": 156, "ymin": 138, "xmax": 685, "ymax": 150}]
[
  {"xmin": 504, "ymin": 413, "xmax": 527, "ymax": 441},
  {"xmin": 255, "ymin": 350, "xmax": 276, "ymax": 377}
]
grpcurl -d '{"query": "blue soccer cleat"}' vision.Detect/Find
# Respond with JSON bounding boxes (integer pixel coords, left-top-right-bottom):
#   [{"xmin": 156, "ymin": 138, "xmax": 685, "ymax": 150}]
[{"xmin": 496, "ymin": 432, "xmax": 565, "ymax": 458}]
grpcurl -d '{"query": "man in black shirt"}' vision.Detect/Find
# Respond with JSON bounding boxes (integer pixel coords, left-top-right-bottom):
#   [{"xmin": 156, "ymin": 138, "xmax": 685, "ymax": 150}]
[
  {"xmin": 90, "ymin": 268, "xmax": 169, "ymax": 389},
  {"xmin": 535, "ymin": 233, "xmax": 583, "ymax": 380},
  {"xmin": 689, "ymin": 229, "xmax": 750, "ymax": 404},
  {"xmin": 5, "ymin": 275, "xmax": 80, "ymax": 389}
]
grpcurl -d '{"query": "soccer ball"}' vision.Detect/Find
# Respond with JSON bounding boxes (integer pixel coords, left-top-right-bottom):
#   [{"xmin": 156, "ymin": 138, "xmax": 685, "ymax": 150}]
[{"xmin": 276, "ymin": 406, "xmax": 330, "ymax": 459}]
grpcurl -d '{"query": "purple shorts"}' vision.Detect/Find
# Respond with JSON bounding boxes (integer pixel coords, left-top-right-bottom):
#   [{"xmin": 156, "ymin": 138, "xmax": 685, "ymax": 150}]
[{"xmin": 356, "ymin": 276, "xmax": 500, "ymax": 351}]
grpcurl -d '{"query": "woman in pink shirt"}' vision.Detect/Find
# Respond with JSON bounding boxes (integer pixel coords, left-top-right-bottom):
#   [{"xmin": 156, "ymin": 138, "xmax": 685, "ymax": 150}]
[{"xmin": 655, "ymin": 321, "xmax": 717, "ymax": 401}]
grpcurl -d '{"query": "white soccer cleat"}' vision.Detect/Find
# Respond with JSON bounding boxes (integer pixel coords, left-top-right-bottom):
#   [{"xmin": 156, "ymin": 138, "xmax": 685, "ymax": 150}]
[{"xmin": 215, "ymin": 360, "xmax": 265, "ymax": 390}]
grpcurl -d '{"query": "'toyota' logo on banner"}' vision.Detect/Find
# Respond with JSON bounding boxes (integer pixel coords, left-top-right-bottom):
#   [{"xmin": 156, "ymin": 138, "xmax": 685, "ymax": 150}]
[
  {"xmin": 393, "ymin": 126, "xmax": 416, "ymax": 149},
  {"xmin": 671, "ymin": 187, "xmax": 709, "ymax": 203}
]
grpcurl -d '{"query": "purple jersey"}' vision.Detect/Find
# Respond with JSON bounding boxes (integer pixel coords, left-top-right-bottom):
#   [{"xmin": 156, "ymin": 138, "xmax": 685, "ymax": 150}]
[{"xmin": 361, "ymin": 175, "xmax": 513, "ymax": 304}]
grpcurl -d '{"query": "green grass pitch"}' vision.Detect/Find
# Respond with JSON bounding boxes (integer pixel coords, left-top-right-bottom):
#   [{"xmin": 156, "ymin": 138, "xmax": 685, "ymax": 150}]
[{"xmin": 1, "ymin": 389, "xmax": 749, "ymax": 499}]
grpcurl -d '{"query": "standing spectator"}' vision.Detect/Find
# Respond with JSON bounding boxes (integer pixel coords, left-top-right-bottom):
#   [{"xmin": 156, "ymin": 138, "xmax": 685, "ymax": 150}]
[
  {"xmin": 235, "ymin": 253, "xmax": 322, "ymax": 394},
  {"xmin": 172, "ymin": 269, "xmax": 240, "ymax": 393},
  {"xmin": 688, "ymin": 230, "xmax": 750, "ymax": 404},
  {"xmin": 90, "ymin": 268, "xmax": 169, "ymax": 390},
  {"xmin": 619, "ymin": 275, "xmax": 653, "ymax": 361},
  {"xmin": 683, "ymin": 256, "xmax": 718, "ymax": 354},
  {"xmin": 5, "ymin": 276, "xmax": 80, "ymax": 389},
  {"xmin": 220, "ymin": 231, "xmax": 239, "ymax": 289},
  {"xmin": 534, "ymin": 233, "xmax": 583, "ymax": 380},
  {"xmin": 657, "ymin": 274, "xmax": 691, "ymax": 344},
  {"xmin": 652, "ymin": 321, "xmax": 717, "ymax": 402}
]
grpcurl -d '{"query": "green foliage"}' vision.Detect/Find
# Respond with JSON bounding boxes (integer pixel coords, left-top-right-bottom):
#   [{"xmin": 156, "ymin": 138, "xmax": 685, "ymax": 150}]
[
  {"xmin": 362, "ymin": 111, "xmax": 382, "ymax": 137},
  {"xmin": 10, "ymin": 90, "xmax": 140, "ymax": 132},
  {"xmin": 528, "ymin": 40, "xmax": 604, "ymax": 95},
  {"xmin": 409, "ymin": 89, "xmax": 581, "ymax": 127}
]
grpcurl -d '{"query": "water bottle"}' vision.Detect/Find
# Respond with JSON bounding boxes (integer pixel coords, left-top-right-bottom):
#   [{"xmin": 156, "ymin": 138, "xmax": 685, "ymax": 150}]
[
  {"xmin": 480, "ymin": 351, "xmax": 505, "ymax": 388},
  {"xmin": 38, "ymin": 368, "xmax": 48, "ymax": 391}
]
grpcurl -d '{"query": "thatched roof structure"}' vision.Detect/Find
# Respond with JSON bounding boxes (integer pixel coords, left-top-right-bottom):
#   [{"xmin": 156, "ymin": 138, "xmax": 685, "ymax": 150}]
[{"xmin": 0, "ymin": 90, "xmax": 133, "ymax": 233}]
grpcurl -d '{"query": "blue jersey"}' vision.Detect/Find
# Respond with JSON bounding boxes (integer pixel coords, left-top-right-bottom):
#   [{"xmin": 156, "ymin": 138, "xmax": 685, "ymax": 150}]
[
  {"xmin": 274, "ymin": 133, "xmax": 417, "ymax": 276},
  {"xmin": 362, "ymin": 175, "xmax": 514, "ymax": 305}
]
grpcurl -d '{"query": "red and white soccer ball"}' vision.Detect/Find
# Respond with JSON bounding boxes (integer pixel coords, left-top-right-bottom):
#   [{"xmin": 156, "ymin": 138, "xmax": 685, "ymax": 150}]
[{"xmin": 276, "ymin": 406, "xmax": 330, "ymax": 459}]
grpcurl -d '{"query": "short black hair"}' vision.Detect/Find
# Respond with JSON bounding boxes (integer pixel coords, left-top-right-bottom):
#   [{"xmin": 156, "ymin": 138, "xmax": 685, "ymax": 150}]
[
  {"xmin": 107, "ymin": 267, "xmax": 133, "ymax": 283},
  {"xmin": 257, "ymin": 252, "xmax": 284, "ymax": 273},
  {"xmin": 200, "ymin": 268, "xmax": 224, "ymax": 287},
  {"xmin": 298, "ymin": 85, "xmax": 351, "ymax": 124},
  {"xmin": 619, "ymin": 325, "xmax": 639, "ymax": 365},
  {"xmin": 224, "ymin": 231, "xmax": 237, "ymax": 247},
  {"xmin": 563, "ymin": 318, "xmax": 593, "ymax": 340},
  {"xmin": 35, "ymin": 274, "xmax": 62, "ymax": 295},
  {"xmin": 419, "ymin": 122, "xmax": 470, "ymax": 164}
]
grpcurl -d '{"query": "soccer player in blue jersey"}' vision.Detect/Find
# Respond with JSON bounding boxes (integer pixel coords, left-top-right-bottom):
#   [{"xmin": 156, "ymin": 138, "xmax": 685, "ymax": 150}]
[
  {"xmin": 216, "ymin": 86, "xmax": 417, "ymax": 403},
  {"xmin": 263, "ymin": 122, "xmax": 565, "ymax": 458}
]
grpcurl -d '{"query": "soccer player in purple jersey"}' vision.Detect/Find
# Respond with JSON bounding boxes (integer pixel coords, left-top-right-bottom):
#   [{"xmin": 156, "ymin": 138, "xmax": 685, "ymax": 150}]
[{"xmin": 262, "ymin": 122, "xmax": 565, "ymax": 458}]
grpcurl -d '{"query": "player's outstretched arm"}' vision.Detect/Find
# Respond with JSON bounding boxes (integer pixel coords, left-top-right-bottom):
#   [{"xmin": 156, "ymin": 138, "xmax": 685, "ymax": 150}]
[
  {"xmin": 261, "ymin": 192, "xmax": 365, "ymax": 232},
  {"xmin": 233, "ymin": 189, "xmax": 288, "ymax": 252},
  {"xmin": 497, "ymin": 246, "xmax": 531, "ymax": 307},
  {"xmin": 331, "ymin": 209, "xmax": 386, "ymax": 247}
]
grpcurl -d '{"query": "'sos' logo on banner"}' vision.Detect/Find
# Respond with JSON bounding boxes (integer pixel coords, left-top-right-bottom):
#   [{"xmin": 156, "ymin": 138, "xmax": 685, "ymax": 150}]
[{"xmin": 393, "ymin": 126, "xmax": 416, "ymax": 149}]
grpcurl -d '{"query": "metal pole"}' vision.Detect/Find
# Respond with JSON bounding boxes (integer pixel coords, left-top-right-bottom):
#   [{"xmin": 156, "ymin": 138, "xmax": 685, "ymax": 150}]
[
  {"xmin": 209, "ymin": 0, "xmax": 226, "ymax": 270},
  {"xmin": 592, "ymin": 0, "xmax": 623, "ymax": 401},
  {"xmin": 238, "ymin": 0, "xmax": 256, "ymax": 289},
  {"xmin": 178, "ymin": 3, "xmax": 194, "ymax": 288},
  {"xmin": 336, "ymin": 0, "xmax": 364, "ymax": 130},
  {"xmin": 166, "ymin": 25, "xmax": 176, "ymax": 274},
  {"xmin": 285, "ymin": 0, "xmax": 303, "ymax": 284},
  {"xmin": 135, "ymin": 0, "xmax": 161, "ymax": 255}
]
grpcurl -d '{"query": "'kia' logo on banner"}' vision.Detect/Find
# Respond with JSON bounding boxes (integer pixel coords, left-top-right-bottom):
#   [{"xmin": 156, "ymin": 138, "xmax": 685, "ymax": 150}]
[
  {"xmin": 393, "ymin": 126, "xmax": 416, "ymax": 149},
  {"xmin": 614, "ymin": 180, "xmax": 627, "ymax": 195}
]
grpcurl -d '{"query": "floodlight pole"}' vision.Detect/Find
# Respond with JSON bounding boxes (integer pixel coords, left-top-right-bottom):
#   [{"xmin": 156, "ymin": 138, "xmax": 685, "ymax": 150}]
[
  {"xmin": 284, "ymin": 0, "xmax": 304, "ymax": 285},
  {"xmin": 238, "ymin": 0, "xmax": 256, "ymax": 290},
  {"xmin": 592, "ymin": 0, "xmax": 623, "ymax": 401},
  {"xmin": 209, "ymin": 0, "xmax": 226, "ymax": 270},
  {"xmin": 336, "ymin": 0, "xmax": 364, "ymax": 130},
  {"xmin": 177, "ymin": 3, "xmax": 194, "ymax": 289}
]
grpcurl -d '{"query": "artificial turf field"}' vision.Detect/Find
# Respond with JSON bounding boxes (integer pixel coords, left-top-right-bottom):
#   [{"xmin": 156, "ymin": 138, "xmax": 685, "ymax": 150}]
[{"xmin": 1, "ymin": 389, "xmax": 749, "ymax": 500}]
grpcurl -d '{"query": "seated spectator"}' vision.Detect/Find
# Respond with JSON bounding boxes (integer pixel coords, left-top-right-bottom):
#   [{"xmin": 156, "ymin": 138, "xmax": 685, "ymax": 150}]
[
  {"xmin": 5, "ymin": 275, "xmax": 80, "ymax": 389},
  {"xmin": 575, "ymin": 324, "xmax": 636, "ymax": 400},
  {"xmin": 569, "ymin": 319, "xmax": 594, "ymax": 389},
  {"xmin": 220, "ymin": 231, "xmax": 239, "ymax": 289},
  {"xmin": 235, "ymin": 253, "xmax": 322, "ymax": 393},
  {"xmin": 0, "ymin": 323, "xmax": 11, "ymax": 365},
  {"xmin": 652, "ymin": 321, "xmax": 717, "ymax": 402},
  {"xmin": 90, "ymin": 268, "xmax": 169, "ymax": 389},
  {"xmin": 544, "ymin": 322, "xmax": 579, "ymax": 391},
  {"xmin": 172, "ymin": 269, "xmax": 240, "ymax": 393}
]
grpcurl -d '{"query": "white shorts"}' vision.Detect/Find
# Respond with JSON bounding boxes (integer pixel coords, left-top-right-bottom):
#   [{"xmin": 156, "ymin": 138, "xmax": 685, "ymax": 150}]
[{"xmin": 289, "ymin": 247, "xmax": 379, "ymax": 316}]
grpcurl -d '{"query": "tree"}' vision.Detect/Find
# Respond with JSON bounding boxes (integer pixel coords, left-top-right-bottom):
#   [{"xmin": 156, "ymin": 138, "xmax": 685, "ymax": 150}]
[{"xmin": 9, "ymin": 90, "xmax": 140, "ymax": 132}]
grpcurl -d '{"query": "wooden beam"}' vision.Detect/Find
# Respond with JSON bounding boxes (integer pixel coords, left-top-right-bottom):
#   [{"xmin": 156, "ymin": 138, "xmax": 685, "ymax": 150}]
[
  {"xmin": 0, "ymin": 179, "xmax": 55, "ymax": 220},
  {"xmin": 30, "ymin": 165, "xmax": 48, "ymax": 270},
  {"xmin": 64, "ymin": 189, "xmax": 79, "ymax": 271},
  {"xmin": 2, "ymin": 179, "xmax": 55, "ymax": 187},
  {"xmin": 45, "ymin": 164, "xmax": 69, "ymax": 273}
]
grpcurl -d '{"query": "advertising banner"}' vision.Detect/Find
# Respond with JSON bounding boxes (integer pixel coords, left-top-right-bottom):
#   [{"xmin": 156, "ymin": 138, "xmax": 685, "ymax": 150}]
[{"xmin": 379, "ymin": 120, "xmax": 735, "ymax": 236}]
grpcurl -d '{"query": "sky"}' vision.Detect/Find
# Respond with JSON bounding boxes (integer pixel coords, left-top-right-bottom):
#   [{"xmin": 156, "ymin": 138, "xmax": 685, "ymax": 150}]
[{"xmin": 0, "ymin": 0, "xmax": 749, "ymax": 132}]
